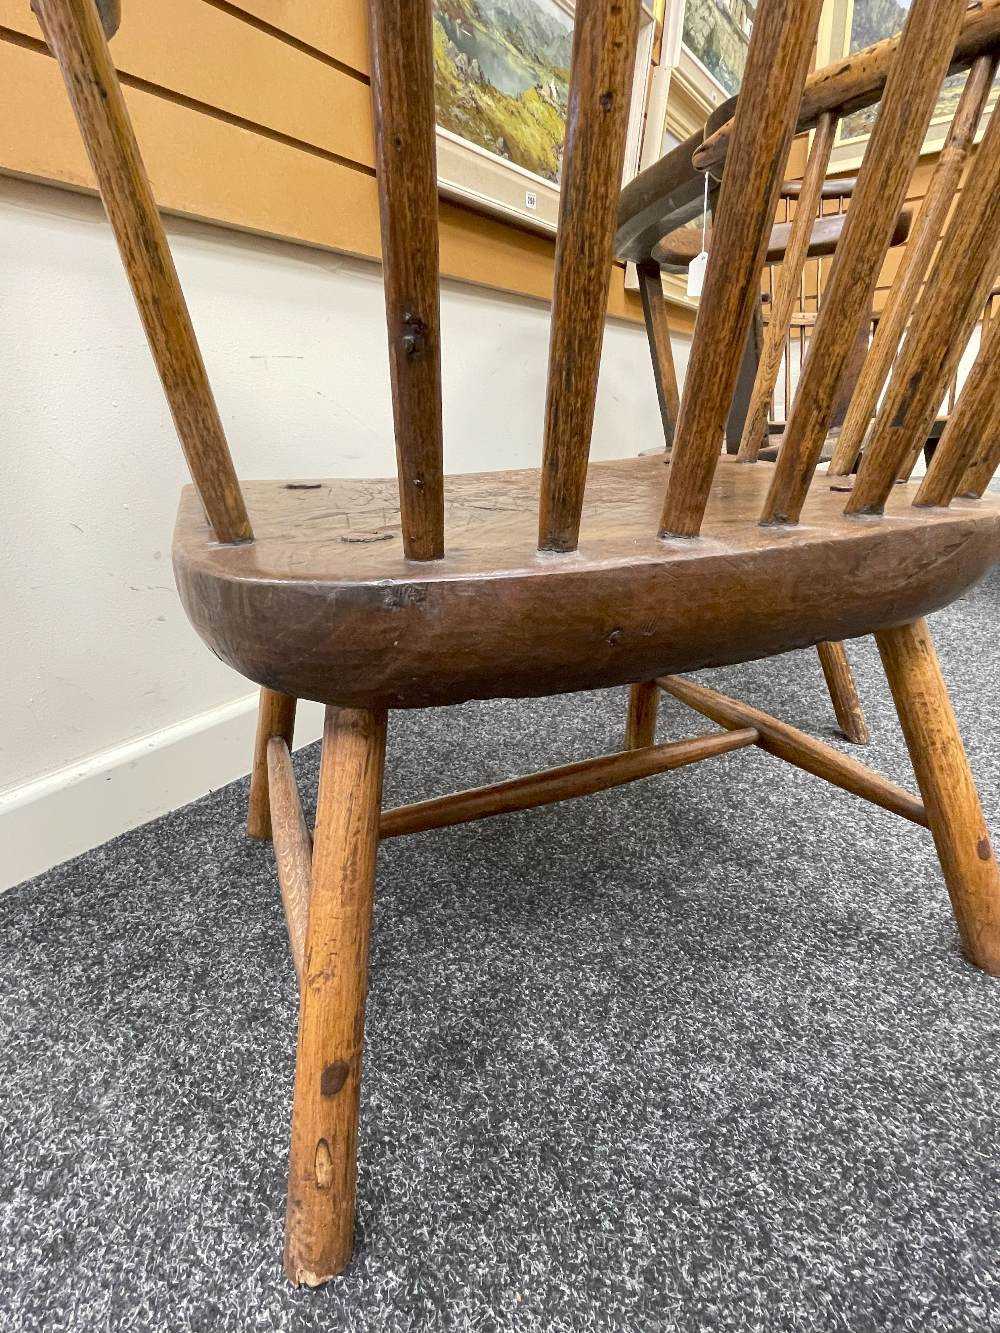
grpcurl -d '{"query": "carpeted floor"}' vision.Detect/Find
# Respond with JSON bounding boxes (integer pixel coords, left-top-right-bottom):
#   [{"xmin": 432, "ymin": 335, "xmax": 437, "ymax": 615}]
[{"xmin": 2, "ymin": 573, "xmax": 999, "ymax": 1332}]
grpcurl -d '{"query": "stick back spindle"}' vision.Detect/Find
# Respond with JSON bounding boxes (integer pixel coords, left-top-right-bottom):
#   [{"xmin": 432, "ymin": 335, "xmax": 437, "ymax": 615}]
[
  {"xmin": 33, "ymin": 0, "xmax": 253, "ymax": 546},
  {"xmin": 827, "ymin": 53, "xmax": 999, "ymax": 479},
  {"xmin": 659, "ymin": 0, "xmax": 823, "ymax": 538},
  {"xmin": 366, "ymin": 0, "xmax": 445, "ymax": 562},
  {"xmin": 536, "ymin": 0, "xmax": 642, "ymax": 553},
  {"xmin": 760, "ymin": 0, "xmax": 969, "ymax": 527},
  {"xmin": 847, "ymin": 102, "xmax": 1000, "ymax": 515},
  {"xmin": 915, "ymin": 306, "xmax": 1000, "ymax": 507}
]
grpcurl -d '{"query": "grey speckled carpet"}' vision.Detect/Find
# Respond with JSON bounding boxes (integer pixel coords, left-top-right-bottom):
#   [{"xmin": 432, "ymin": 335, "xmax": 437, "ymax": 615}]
[{"xmin": 2, "ymin": 575, "xmax": 1000, "ymax": 1333}]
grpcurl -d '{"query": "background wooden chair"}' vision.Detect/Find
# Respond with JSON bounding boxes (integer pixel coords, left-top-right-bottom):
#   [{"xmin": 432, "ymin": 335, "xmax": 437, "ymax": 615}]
[
  {"xmin": 36, "ymin": 0, "xmax": 1000, "ymax": 1288},
  {"xmin": 748, "ymin": 177, "xmax": 863, "ymax": 460}
]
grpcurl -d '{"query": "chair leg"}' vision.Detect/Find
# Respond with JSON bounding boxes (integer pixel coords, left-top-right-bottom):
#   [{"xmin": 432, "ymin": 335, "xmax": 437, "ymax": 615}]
[
  {"xmin": 876, "ymin": 619, "xmax": 1000, "ymax": 976},
  {"xmin": 817, "ymin": 641, "xmax": 870, "ymax": 745},
  {"xmin": 625, "ymin": 681, "xmax": 660, "ymax": 749},
  {"xmin": 248, "ymin": 688, "xmax": 297, "ymax": 839},
  {"xmin": 283, "ymin": 705, "xmax": 388, "ymax": 1286}
]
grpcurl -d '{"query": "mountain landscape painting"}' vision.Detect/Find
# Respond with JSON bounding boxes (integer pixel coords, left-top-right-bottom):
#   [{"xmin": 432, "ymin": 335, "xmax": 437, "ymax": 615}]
[
  {"xmin": 681, "ymin": 0, "xmax": 753, "ymax": 96},
  {"xmin": 433, "ymin": 0, "xmax": 574, "ymax": 183},
  {"xmin": 841, "ymin": 0, "xmax": 999, "ymax": 143}
]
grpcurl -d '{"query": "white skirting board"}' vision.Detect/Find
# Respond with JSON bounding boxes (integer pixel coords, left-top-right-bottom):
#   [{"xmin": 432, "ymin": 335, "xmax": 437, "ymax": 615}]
[{"xmin": 0, "ymin": 693, "xmax": 325, "ymax": 894}]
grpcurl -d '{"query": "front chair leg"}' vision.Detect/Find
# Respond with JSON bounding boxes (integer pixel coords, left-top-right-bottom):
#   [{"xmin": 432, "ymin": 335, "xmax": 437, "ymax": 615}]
[
  {"xmin": 248, "ymin": 688, "xmax": 297, "ymax": 839},
  {"xmin": 876, "ymin": 619, "xmax": 1000, "ymax": 976},
  {"xmin": 284, "ymin": 705, "xmax": 388, "ymax": 1286}
]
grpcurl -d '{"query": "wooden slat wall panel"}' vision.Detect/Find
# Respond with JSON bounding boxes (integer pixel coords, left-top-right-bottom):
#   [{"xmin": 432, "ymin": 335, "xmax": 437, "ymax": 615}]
[
  {"xmin": 0, "ymin": 0, "xmax": 376, "ymax": 166},
  {"xmin": 1, "ymin": 39, "xmax": 381, "ymax": 255},
  {"xmin": 0, "ymin": 6, "xmax": 659, "ymax": 327},
  {"xmin": 0, "ymin": 0, "xmax": 374, "ymax": 167},
  {"xmin": 223, "ymin": 0, "xmax": 371, "ymax": 75}
]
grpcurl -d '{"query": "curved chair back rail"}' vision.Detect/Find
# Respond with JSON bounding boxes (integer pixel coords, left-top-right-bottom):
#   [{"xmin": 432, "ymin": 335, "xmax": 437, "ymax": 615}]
[{"xmin": 651, "ymin": 206, "xmax": 913, "ymax": 274}]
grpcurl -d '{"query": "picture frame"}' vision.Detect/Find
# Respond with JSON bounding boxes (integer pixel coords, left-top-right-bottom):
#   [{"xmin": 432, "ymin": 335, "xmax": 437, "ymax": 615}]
[
  {"xmin": 433, "ymin": 0, "xmax": 657, "ymax": 236},
  {"xmin": 817, "ymin": 0, "xmax": 1000, "ymax": 173},
  {"xmin": 676, "ymin": 0, "xmax": 754, "ymax": 109}
]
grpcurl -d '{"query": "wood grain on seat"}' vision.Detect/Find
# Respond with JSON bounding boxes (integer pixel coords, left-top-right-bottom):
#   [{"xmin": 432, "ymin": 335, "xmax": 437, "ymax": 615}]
[{"xmin": 174, "ymin": 456, "xmax": 1000, "ymax": 710}]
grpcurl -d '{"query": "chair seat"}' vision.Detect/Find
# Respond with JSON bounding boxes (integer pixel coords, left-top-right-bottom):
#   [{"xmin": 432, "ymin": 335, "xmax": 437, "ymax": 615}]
[{"xmin": 173, "ymin": 455, "xmax": 1000, "ymax": 709}]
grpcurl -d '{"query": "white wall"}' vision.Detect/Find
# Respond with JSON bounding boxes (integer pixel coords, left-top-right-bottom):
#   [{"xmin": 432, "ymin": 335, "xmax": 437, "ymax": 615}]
[{"xmin": 0, "ymin": 175, "xmax": 690, "ymax": 888}]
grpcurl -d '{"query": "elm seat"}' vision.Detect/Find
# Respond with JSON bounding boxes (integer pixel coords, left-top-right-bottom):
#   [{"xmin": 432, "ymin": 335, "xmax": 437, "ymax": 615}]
[{"xmin": 174, "ymin": 455, "xmax": 1000, "ymax": 711}]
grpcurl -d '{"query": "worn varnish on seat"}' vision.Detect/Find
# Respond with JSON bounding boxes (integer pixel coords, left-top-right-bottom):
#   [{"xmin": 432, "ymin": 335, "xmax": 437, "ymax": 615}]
[
  {"xmin": 38, "ymin": 0, "xmax": 1000, "ymax": 1293},
  {"xmin": 175, "ymin": 457, "xmax": 999, "ymax": 709}
]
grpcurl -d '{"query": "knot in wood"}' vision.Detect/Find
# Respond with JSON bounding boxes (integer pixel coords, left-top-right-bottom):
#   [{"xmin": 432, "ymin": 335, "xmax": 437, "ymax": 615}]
[
  {"xmin": 401, "ymin": 313, "xmax": 429, "ymax": 360},
  {"xmin": 321, "ymin": 1060, "xmax": 351, "ymax": 1096}
]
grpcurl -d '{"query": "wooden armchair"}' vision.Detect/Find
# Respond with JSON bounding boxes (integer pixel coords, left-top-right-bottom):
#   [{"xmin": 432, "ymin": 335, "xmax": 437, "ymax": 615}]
[{"xmin": 37, "ymin": 0, "xmax": 1000, "ymax": 1288}]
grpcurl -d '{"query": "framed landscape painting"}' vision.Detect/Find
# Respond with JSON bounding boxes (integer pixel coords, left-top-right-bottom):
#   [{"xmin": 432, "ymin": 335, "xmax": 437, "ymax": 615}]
[
  {"xmin": 818, "ymin": 0, "xmax": 1000, "ymax": 172},
  {"xmin": 679, "ymin": 0, "xmax": 754, "ymax": 99},
  {"xmin": 433, "ymin": 0, "xmax": 657, "ymax": 234}
]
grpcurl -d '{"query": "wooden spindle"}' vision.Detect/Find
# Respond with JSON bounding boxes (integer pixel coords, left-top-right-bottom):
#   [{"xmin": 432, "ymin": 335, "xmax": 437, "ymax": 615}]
[
  {"xmin": 916, "ymin": 304, "xmax": 1000, "ymax": 506},
  {"xmin": 33, "ymin": 0, "xmax": 252, "ymax": 545},
  {"xmin": 637, "ymin": 261, "xmax": 681, "ymax": 450},
  {"xmin": 830, "ymin": 319, "xmax": 873, "ymax": 434},
  {"xmin": 659, "ymin": 0, "xmax": 823, "ymax": 538},
  {"xmin": 846, "ymin": 103, "xmax": 1000, "ymax": 515},
  {"xmin": 876, "ymin": 619, "xmax": 1000, "ymax": 976},
  {"xmin": 760, "ymin": 0, "xmax": 969, "ymax": 526},
  {"xmin": 367, "ymin": 0, "xmax": 444, "ymax": 561},
  {"xmin": 727, "ymin": 301, "xmax": 765, "ymax": 454},
  {"xmin": 736, "ymin": 112, "xmax": 837, "ymax": 464},
  {"xmin": 828, "ymin": 54, "xmax": 999, "ymax": 478},
  {"xmin": 958, "ymin": 438, "xmax": 1000, "ymax": 501},
  {"xmin": 537, "ymin": 0, "xmax": 641, "ymax": 553}
]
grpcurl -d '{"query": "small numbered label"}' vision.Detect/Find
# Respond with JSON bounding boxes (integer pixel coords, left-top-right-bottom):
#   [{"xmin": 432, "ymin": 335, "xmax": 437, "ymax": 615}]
[{"xmin": 525, "ymin": 191, "xmax": 538, "ymax": 210}]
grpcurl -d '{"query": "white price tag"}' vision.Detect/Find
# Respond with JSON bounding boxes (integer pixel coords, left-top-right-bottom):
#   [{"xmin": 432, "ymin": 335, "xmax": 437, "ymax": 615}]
[{"xmin": 687, "ymin": 250, "xmax": 709, "ymax": 299}]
